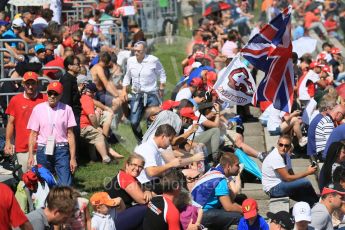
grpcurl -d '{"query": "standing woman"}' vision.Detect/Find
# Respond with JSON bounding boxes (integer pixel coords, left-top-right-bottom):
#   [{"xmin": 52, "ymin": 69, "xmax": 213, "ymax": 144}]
[
  {"xmin": 105, "ymin": 153, "xmax": 153, "ymax": 230},
  {"xmin": 319, "ymin": 141, "xmax": 345, "ymax": 190},
  {"xmin": 27, "ymin": 82, "xmax": 77, "ymax": 186},
  {"xmin": 181, "ymin": 0, "xmax": 195, "ymax": 31}
]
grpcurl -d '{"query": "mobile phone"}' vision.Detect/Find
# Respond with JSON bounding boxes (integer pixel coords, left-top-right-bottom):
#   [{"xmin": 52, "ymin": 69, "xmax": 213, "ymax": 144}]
[{"xmin": 311, "ymin": 161, "xmax": 317, "ymax": 167}]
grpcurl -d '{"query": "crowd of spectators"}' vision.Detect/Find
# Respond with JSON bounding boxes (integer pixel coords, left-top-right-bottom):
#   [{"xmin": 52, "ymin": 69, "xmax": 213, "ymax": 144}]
[{"xmin": 3, "ymin": 0, "xmax": 345, "ymax": 229}]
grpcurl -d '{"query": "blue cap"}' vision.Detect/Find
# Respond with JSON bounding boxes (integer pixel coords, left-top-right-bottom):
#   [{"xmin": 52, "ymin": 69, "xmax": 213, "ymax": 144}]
[
  {"xmin": 34, "ymin": 44, "xmax": 45, "ymax": 53},
  {"xmin": 0, "ymin": 20, "xmax": 9, "ymax": 26}
]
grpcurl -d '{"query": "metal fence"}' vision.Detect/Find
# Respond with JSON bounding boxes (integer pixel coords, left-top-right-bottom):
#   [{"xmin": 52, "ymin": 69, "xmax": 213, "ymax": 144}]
[{"xmin": 0, "ymin": 77, "xmax": 53, "ymax": 127}]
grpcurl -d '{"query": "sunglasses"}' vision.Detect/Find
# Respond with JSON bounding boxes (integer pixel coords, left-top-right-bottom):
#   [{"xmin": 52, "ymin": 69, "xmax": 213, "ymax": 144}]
[
  {"xmin": 278, "ymin": 143, "xmax": 291, "ymax": 148},
  {"xmin": 47, "ymin": 91, "xmax": 59, "ymax": 97}
]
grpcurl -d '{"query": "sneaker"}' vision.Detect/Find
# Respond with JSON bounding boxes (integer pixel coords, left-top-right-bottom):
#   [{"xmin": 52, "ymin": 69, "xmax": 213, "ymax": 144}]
[
  {"xmin": 102, "ymin": 157, "xmax": 111, "ymax": 164},
  {"xmin": 299, "ymin": 137, "xmax": 308, "ymax": 147}
]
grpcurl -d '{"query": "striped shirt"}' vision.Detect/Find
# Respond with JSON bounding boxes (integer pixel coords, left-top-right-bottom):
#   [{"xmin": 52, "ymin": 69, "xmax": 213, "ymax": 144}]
[{"xmin": 315, "ymin": 115, "xmax": 334, "ymax": 153}]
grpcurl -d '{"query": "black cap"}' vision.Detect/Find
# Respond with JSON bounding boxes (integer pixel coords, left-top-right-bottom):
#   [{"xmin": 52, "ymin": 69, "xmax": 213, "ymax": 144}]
[
  {"xmin": 267, "ymin": 211, "xmax": 294, "ymax": 230},
  {"xmin": 85, "ymin": 83, "xmax": 97, "ymax": 93}
]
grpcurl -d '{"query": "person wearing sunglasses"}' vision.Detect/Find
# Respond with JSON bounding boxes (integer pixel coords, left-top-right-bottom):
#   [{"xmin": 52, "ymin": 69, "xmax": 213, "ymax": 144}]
[
  {"xmin": 27, "ymin": 82, "xmax": 77, "ymax": 186},
  {"xmin": 262, "ymin": 134, "xmax": 319, "ymax": 208}
]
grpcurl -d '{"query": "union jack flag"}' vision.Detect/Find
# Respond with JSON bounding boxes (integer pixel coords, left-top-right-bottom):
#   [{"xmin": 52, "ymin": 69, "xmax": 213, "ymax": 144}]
[{"xmin": 241, "ymin": 6, "xmax": 294, "ymax": 112}]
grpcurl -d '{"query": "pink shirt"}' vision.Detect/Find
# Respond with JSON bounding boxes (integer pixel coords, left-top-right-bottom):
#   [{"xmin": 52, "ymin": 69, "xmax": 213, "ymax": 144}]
[
  {"xmin": 221, "ymin": 40, "xmax": 238, "ymax": 58},
  {"xmin": 27, "ymin": 102, "xmax": 77, "ymax": 144}
]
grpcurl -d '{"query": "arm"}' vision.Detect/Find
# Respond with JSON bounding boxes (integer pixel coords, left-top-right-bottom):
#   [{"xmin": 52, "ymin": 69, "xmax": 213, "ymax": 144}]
[
  {"xmin": 67, "ymin": 128, "xmax": 77, "ymax": 173},
  {"xmin": 4, "ymin": 115, "xmax": 15, "ymax": 155},
  {"xmin": 28, "ymin": 130, "xmax": 38, "ymax": 168},
  {"xmin": 125, "ymin": 182, "xmax": 153, "ymax": 204},
  {"xmin": 93, "ymin": 99, "xmax": 113, "ymax": 113},
  {"xmin": 219, "ymin": 195, "xmax": 242, "ymax": 212},
  {"xmin": 145, "ymin": 158, "xmax": 181, "ymax": 177},
  {"xmin": 85, "ymin": 204, "xmax": 92, "ymax": 230},
  {"xmin": 20, "ymin": 221, "xmax": 34, "ymax": 230},
  {"xmin": 88, "ymin": 114, "xmax": 100, "ymax": 128},
  {"xmin": 275, "ymin": 165, "xmax": 316, "ymax": 182}
]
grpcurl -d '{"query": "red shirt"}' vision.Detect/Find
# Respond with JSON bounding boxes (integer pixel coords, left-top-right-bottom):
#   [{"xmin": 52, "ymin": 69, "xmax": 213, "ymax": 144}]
[
  {"xmin": 324, "ymin": 19, "xmax": 337, "ymax": 32},
  {"xmin": 80, "ymin": 94, "xmax": 95, "ymax": 128},
  {"xmin": 42, "ymin": 56, "xmax": 65, "ymax": 79},
  {"xmin": 0, "ymin": 183, "xmax": 28, "ymax": 229},
  {"xmin": 5, "ymin": 93, "xmax": 47, "ymax": 152},
  {"xmin": 304, "ymin": 12, "xmax": 320, "ymax": 28}
]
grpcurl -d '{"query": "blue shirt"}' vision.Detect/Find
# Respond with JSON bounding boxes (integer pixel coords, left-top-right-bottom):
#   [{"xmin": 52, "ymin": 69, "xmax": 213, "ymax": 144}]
[
  {"xmin": 323, "ymin": 124, "xmax": 345, "ymax": 158},
  {"xmin": 307, "ymin": 113, "xmax": 323, "ymax": 156},
  {"xmin": 203, "ymin": 179, "xmax": 229, "ymax": 211},
  {"xmin": 238, "ymin": 215, "xmax": 269, "ymax": 230},
  {"xmin": 2, "ymin": 29, "xmax": 18, "ymax": 47},
  {"xmin": 186, "ymin": 66, "xmax": 215, "ymax": 85}
]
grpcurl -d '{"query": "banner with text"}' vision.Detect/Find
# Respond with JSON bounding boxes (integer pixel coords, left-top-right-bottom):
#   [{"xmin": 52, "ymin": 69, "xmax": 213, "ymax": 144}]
[{"xmin": 214, "ymin": 56, "xmax": 256, "ymax": 105}]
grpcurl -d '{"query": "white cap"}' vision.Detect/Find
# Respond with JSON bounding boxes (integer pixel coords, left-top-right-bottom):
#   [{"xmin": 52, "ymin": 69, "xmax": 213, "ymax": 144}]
[
  {"xmin": 12, "ymin": 18, "xmax": 25, "ymax": 28},
  {"xmin": 293, "ymin": 202, "xmax": 311, "ymax": 222},
  {"xmin": 191, "ymin": 61, "xmax": 202, "ymax": 69}
]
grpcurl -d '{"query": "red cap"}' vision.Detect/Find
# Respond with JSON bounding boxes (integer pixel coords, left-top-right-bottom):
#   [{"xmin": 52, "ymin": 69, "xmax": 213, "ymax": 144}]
[
  {"xmin": 22, "ymin": 171, "xmax": 38, "ymax": 191},
  {"xmin": 161, "ymin": 100, "xmax": 180, "ymax": 110},
  {"xmin": 321, "ymin": 185, "xmax": 345, "ymax": 196},
  {"xmin": 317, "ymin": 52, "xmax": 327, "ymax": 60},
  {"xmin": 47, "ymin": 82, "xmax": 64, "ymax": 95},
  {"xmin": 310, "ymin": 61, "xmax": 324, "ymax": 69},
  {"xmin": 189, "ymin": 77, "xmax": 204, "ymax": 89},
  {"xmin": 206, "ymin": 71, "xmax": 217, "ymax": 87},
  {"xmin": 314, "ymin": 8, "xmax": 320, "ymax": 14},
  {"xmin": 23, "ymin": 71, "xmax": 38, "ymax": 82},
  {"xmin": 331, "ymin": 47, "xmax": 341, "ymax": 54},
  {"xmin": 242, "ymin": 198, "xmax": 258, "ymax": 219},
  {"xmin": 208, "ymin": 48, "xmax": 219, "ymax": 57},
  {"xmin": 180, "ymin": 107, "xmax": 198, "ymax": 120},
  {"xmin": 322, "ymin": 65, "xmax": 332, "ymax": 74}
]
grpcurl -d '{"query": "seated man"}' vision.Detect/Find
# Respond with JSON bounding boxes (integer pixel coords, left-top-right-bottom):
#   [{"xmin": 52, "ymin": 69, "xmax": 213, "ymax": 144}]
[
  {"xmin": 266, "ymin": 104, "xmax": 307, "ymax": 147},
  {"xmin": 262, "ymin": 134, "xmax": 319, "ymax": 207},
  {"xmin": 191, "ymin": 152, "xmax": 243, "ymax": 229},
  {"xmin": 136, "ymin": 122, "xmax": 204, "ymax": 190},
  {"xmin": 80, "ymin": 83, "xmax": 123, "ymax": 163}
]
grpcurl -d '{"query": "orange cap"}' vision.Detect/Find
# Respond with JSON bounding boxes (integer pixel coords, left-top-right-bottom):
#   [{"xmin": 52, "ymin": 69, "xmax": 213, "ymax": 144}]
[
  {"xmin": 47, "ymin": 82, "xmax": 64, "ymax": 95},
  {"xmin": 90, "ymin": 192, "xmax": 119, "ymax": 207},
  {"xmin": 242, "ymin": 198, "xmax": 258, "ymax": 219},
  {"xmin": 23, "ymin": 71, "xmax": 38, "ymax": 82}
]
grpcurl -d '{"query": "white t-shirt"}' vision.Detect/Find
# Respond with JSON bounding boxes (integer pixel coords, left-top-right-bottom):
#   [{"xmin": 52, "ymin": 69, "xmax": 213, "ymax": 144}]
[
  {"xmin": 135, "ymin": 139, "xmax": 166, "ymax": 184},
  {"xmin": 175, "ymin": 87, "xmax": 192, "ymax": 101},
  {"xmin": 266, "ymin": 104, "xmax": 286, "ymax": 132},
  {"xmin": 298, "ymin": 70, "xmax": 320, "ymax": 101},
  {"xmin": 262, "ymin": 147, "xmax": 292, "ymax": 192},
  {"xmin": 91, "ymin": 208, "xmax": 117, "ymax": 230}
]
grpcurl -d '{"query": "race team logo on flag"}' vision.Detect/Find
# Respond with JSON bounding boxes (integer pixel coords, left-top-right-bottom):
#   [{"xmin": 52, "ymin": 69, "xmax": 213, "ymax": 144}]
[
  {"xmin": 241, "ymin": 6, "xmax": 294, "ymax": 112},
  {"xmin": 214, "ymin": 56, "xmax": 256, "ymax": 105}
]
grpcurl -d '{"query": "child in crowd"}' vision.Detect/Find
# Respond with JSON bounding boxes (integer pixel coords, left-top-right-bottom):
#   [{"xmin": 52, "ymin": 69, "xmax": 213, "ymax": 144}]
[
  {"xmin": 175, "ymin": 189, "xmax": 204, "ymax": 230},
  {"xmin": 90, "ymin": 192, "xmax": 125, "ymax": 230},
  {"xmin": 238, "ymin": 198, "xmax": 269, "ymax": 230},
  {"xmin": 58, "ymin": 189, "xmax": 92, "ymax": 230}
]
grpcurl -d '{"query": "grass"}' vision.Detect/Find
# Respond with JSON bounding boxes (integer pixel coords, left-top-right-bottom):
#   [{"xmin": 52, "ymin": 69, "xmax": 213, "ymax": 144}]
[{"xmin": 74, "ymin": 32, "xmax": 189, "ymax": 195}]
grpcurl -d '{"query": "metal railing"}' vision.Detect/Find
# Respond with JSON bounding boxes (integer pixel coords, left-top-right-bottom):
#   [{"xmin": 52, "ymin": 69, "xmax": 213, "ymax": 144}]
[
  {"xmin": 0, "ymin": 48, "xmax": 15, "ymax": 79},
  {"xmin": 0, "ymin": 77, "xmax": 53, "ymax": 127},
  {"xmin": 41, "ymin": 66, "xmax": 66, "ymax": 78},
  {"xmin": 62, "ymin": 0, "xmax": 97, "ymax": 23},
  {"xmin": 0, "ymin": 39, "xmax": 29, "ymax": 54}
]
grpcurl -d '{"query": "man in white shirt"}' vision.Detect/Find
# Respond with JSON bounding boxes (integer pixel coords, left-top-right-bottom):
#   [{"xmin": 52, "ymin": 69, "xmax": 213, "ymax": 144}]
[
  {"xmin": 135, "ymin": 124, "xmax": 181, "ymax": 193},
  {"xmin": 262, "ymin": 134, "xmax": 318, "ymax": 207},
  {"xmin": 175, "ymin": 77, "xmax": 203, "ymax": 102},
  {"xmin": 122, "ymin": 41, "xmax": 167, "ymax": 141}
]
